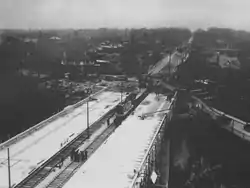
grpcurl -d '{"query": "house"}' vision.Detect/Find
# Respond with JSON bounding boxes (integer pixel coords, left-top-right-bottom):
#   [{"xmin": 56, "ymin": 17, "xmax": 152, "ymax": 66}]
[
  {"xmin": 96, "ymin": 60, "xmax": 111, "ymax": 64},
  {"xmin": 23, "ymin": 38, "xmax": 38, "ymax": 43},
  {"xmin": 50, "ymin": 36, "xmax": 61, "ymax": 40}
]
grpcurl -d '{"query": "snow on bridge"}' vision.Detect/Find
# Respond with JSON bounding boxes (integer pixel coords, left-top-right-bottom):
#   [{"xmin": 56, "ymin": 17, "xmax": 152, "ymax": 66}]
[
  {"xmin": 0, "ymin": 91, "xmax": 122, "ymax": 188},
  {"xmin": 62, "ymin": 93, "xmax": 171, "ymax": 188}
]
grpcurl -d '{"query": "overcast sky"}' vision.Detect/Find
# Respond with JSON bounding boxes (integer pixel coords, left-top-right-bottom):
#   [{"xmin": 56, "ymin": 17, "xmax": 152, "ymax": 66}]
[{"xmin": 0, "ymin": 0, "xmax": 249, "ymax": 31}]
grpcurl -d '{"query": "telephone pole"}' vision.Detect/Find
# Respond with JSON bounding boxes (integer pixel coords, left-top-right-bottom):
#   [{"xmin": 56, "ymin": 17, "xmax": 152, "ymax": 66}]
[
  {"xmin": 120, "ymin": 82, "xmax": 123, "ymax": 102},
  {"xmin": 168, "ymin": 51, "xmax": 172, "ymax": 78},
  {"xmin": 87, "ymin": 97, "xmax": 89, "ymax": 138},
  {"xmin": 7, "ymin": 148, "xmax": 11, "ymax": 188},
  {"xmin": 86, "ymin": 87, "xmax": 92, "ymax": 138},
  {"xmin": 120, "ymin": 81, "xmax": 123, "ymax": 102}
]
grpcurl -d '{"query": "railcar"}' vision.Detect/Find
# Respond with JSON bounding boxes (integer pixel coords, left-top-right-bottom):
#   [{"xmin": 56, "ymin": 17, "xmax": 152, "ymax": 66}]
[{"xmin": 114, "ymin": 93, "xmax": 137, "ymax": 125}]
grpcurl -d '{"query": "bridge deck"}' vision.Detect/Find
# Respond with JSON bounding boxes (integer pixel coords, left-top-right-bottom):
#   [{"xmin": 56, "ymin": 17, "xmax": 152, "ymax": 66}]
[
  {"xmin": 62, "ymin": 93, "xmax": 171, "ymax": 188},
  {"xmin": 0, "ymin": 91, "xmax": 121, "ymax": 188}
]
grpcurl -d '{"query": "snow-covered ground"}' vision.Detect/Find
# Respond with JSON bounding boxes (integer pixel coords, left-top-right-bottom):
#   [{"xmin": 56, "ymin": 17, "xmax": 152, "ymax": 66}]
[
  {"xmin": 62, "ymin": 93, "xmax": 171, "ymax": 188},
  {"xmin": 0, "ymin": 91, "xmax": 122, "ymax": 188},
  {"xmin": 36, "ymin": 122, "xmax": 110, "ymax": 188}
]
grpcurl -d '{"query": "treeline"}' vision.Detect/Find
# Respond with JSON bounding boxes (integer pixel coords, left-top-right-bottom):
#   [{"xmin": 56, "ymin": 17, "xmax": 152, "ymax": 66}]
[
  {"xmin": 193, "ymin": 27, "xmax": 250, "ymax": 71},
  {"xmin": 176, "ymin": 47, "xmax": 250, "ymax": 121},
  {"xmin": 193, "ymin": 27, "xmax": 250, "ymax": 48},
  {"xmin": 0, "ymin": 28, "xmax": 192, "ymax": 76},
  {"xmin": 0, "ymin": 73, "xmax": 65, "ymax": 141}
]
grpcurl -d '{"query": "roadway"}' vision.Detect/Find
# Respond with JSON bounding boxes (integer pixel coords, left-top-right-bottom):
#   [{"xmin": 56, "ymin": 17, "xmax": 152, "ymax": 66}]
[
  {"xmin": 148, "ymin": 51, "xmax": 184, "ymax": 76},
  {"xmin": 0, "ymin": 90, "xmax": 122, "ymax": 188},
  {"xmin": 149, "ymin": 36, "xmax": 192, "ymax": 77},
  {"xmin": 62, "ymin": 93, "xmax": 171, "ymax": 188}
]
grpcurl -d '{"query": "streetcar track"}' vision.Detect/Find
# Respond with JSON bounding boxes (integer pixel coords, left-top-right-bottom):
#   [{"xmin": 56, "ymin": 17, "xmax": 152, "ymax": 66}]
[
  {"xmin": 0, "ymin": 96, "xmax": 118, "ymax": 166},
  {"xmin": 42, "ymin": 90, "xmax": 149, "ymax": 188},
  {"xmin": 13, "ymin": 108, "xmax": 116, "ymax": 188},
  {"xmin": 14, "ymin": 90, "xmax": 148, "ymax": 188}
]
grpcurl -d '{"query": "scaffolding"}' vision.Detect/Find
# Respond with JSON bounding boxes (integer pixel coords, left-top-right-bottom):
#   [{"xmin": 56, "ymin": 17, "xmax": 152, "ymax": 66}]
[{"xmin": 129, "ymin": 92, "xmax": 177, "ymax": 188}]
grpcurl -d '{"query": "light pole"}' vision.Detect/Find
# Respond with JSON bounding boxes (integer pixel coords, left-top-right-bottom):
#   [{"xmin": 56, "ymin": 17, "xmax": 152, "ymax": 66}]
[
  {"xmin": 120, "ymin": 82, "xmax": 123, "ymax": 102},
  {"xmin": 86, "ymin": 87, "xmax": 92, "ymax": 138},
  {"xmin": 87, "ymin": 96, "xmax": 89, "ymax": 138},
  {"xmin": 7, "ymin": 148, "xmax": 11, "ymax": 188},
  {"xmin": 168, "ymin": 51, "xmax": 171, "ymax": 77}
]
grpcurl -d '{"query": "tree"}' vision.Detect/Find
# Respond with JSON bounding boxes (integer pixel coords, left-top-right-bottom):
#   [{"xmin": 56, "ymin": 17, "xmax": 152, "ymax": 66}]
[{"xmin": 120, "ymin": 47, "xmax": 140, "ymax": 75}]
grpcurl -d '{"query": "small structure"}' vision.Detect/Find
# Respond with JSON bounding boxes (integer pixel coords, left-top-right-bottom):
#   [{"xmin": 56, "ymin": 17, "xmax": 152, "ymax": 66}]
[
  {"xmin": 96, "ymin": 60, "xmax": 111, "ymax": 64},
  {"xmin": 49, "ymin": 36, "xmax": 61, "ymax": 40}
]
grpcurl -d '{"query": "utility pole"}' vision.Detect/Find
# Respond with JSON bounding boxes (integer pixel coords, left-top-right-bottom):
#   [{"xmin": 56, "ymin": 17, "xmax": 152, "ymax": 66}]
[
  {"xmin": 86, "ymin": 87, "xmax": 91, "ymax": 138},
  {"xmin": 7, "ymin": 148, "xmax": 11, "ymax": 188},
  {"xmin": 87, "ymin": 96, "xmax": 89, "ymax": 138},
  {"xmin": 120, "ymin": 82, "xmax": 123, "ymax": 102},
  {"xmin": 168, "ymin": 51, "xmax": 171, "ymax": 78}
]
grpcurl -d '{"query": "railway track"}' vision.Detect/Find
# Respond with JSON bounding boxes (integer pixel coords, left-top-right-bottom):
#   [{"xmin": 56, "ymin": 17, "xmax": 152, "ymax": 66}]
[
  {"xmin": 43, "ymin": 124, "xmax": 118, "ymax": 188},
  {"xmin": 14, "ymin": 105, "xmax": 118, "ymax": 188},
  {"xmin": 41, "ymin": 90, "xmax": 149, "ymax": 188},
  {"xmin": 14, "ymin": 90, "xmax": 148, "ymax": 188}
]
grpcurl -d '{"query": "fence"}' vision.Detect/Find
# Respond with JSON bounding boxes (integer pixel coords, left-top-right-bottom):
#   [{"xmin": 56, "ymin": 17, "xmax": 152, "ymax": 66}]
[
  {"xmin": 129, "ymin": 92, "xmax": 177, "ymax": 188},
  {"xmin": 0, "ymin": 87, "xmax": 107, "ymax": 151}
]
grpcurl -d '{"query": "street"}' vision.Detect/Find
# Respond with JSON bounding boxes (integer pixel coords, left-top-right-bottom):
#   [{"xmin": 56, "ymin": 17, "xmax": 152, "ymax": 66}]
[{"xmin": 149, "ymin": 51, "xmax": 183, "ymax": 76}]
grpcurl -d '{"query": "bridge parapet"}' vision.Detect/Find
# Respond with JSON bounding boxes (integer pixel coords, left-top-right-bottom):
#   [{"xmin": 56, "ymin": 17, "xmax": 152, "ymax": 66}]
[
  {"xmin": 194, "ymin": 96, "xmax": 250, "ymax": 141},
  {"xmin": 0, "ymin": 87, "xmax": 107, "ymax": 151},
  {"xmin": 129, "ymin": 92, "xmax": 177, "ymax": 188},
  {"xmin": 211, "ymin": 108, "xmax": 250, "ymax": 141}
]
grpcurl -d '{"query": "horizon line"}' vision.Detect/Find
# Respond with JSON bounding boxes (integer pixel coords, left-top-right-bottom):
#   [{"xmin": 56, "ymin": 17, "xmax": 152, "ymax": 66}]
[{"xmin": 0, "ymin": 26, "xmax": 249, "ymax": 33}]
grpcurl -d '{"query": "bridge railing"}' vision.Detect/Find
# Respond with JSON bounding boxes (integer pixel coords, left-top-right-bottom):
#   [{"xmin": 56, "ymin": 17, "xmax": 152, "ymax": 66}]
[
  {"xmin": 210, "ymin": 108, "xmax": 250, "ymax": 141},
  {"xmin": 0, "ymin": 87, "xmax": 107, "ymax": 151},
  {"xmin": 195, "ymin": 97, "xmax": 250, "ymax": 142},
  {"xmin": 129, "ymin": 92, "xmax": 177, "ymax": 188}
]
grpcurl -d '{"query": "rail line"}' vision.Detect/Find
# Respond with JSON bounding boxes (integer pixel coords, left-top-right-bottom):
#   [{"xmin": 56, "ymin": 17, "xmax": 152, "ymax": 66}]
[
  {"xmin": 14, "ymin": 105, "xmax": 117, "ymax": 188},
  {"xmin": 42, "ymin": 90, "xmax": 149, "ymax": 188},
  {"xmin": 14, "ymin": 90, "xmax": 148, "ymax": 188}
]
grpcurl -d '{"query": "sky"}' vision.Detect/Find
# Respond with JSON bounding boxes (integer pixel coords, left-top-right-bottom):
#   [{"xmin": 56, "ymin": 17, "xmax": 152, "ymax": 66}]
[{"xmin": 0, "ymin": 0, "xmax": 249, "ymax": 31}]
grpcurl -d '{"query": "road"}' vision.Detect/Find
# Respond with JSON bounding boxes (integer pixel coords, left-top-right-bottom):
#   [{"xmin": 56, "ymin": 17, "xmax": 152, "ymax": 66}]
[
  {"xmin": 148, "ymin": 51, "xmax": 183, "ymax": 76},
  {"xmin": 149, "ymin": 35, "xmax": 193, "ymax": 76}
]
